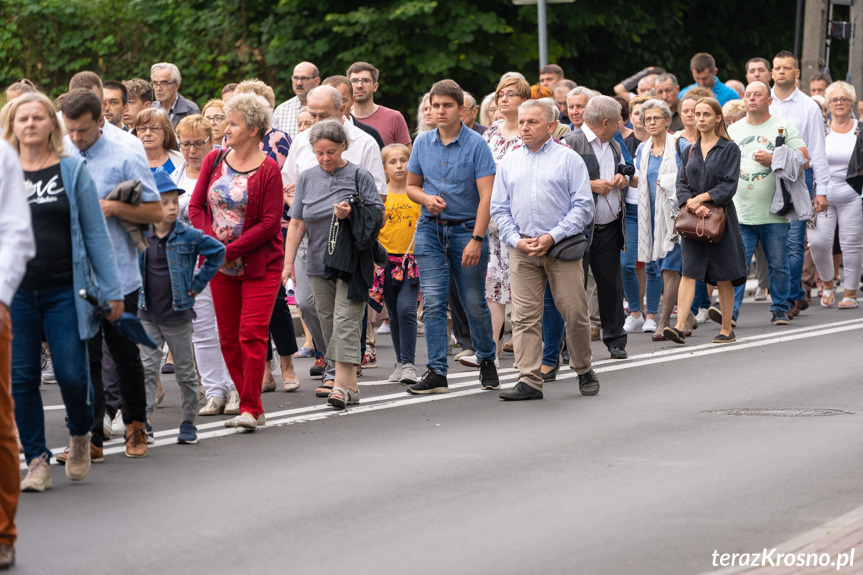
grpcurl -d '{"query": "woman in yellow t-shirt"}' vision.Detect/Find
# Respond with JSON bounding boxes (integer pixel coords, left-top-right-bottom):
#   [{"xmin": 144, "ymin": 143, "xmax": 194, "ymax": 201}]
[{"xmin": 371, "ymin": 144, "xmax": 422, "ymax": 385}]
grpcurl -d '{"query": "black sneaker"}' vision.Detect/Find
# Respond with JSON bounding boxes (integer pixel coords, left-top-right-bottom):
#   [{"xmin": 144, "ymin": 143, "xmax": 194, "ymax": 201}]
[
  {"xmin": 407, "ymin": 370, "xmax": 449, "ymax": 395},
  {"xmin": 500, "ymin": 382, "xmax": 543, "ymax": 401},
  {"xmin": 771, "ymin": 310, "xmax": 790, "ymax": 325},
  {"xmin": 479, "ymin": 359, "xmax": 500, "ymax": 390},
  {"xmin": 609, "ymin": 347, "xmax": 627, "ymax": 359},
  {"xmin": 578, "ymin": 369, "xmax": 600, "ymax": 396}
]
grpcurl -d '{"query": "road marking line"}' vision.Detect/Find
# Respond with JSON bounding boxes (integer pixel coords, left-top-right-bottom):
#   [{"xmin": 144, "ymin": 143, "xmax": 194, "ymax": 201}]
[{"xmin": 26, "ymin": 319, "xmax": 863, "ymax": 469}]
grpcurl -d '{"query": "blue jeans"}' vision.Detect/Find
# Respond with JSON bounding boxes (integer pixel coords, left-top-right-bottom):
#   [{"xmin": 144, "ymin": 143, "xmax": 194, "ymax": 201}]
[
  {"xmin": 620, "ymin": 204, "xmax": 661, "ymax": 315},
  {"xmin": 787, "ymin": 168, "xmax": 814, "ymax": 305},
  {"xmin": 414, "ymin": 219, "xmax": 494, "ymax": 375},
  {"xmin": 383, "ymin": 262, "xmax": 420, "ymax": 365},
  {"xmin": 11, "ymin": 285, "xmax": 93, "ymax": 463},
  {"xmin": 733, "ymin": 223, "xmax": 791, "ymax": 319},
  {"xmin": 542, "ymin": 283, "xmax": 564, "ymax": 366}
]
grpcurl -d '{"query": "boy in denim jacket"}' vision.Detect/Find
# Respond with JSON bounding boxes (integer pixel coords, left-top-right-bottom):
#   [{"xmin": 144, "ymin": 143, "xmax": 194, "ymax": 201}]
[{"xmin": 138, "ymin": 172, "xmax": 225, "ymax": 444}]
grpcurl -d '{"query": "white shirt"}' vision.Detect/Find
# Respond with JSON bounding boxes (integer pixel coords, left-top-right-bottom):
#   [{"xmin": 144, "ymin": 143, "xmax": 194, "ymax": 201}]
[
  {"xmin": 582, "ymin": 123, "xmax": 624, "ymax": 225},
  {"xmin": 825, "ymin": 120, "xmax": 859, "ymax": 202},
  {"xmin": 769, "ymin": 87, "xmax": 829, "ymax": 193},
  {"xmin": 281, "ymin": 117, "xmax": 387, "ymax": 197},
  {"xmin": 0, "ymin": 140, "xmax": 36, "ymax": 306}
]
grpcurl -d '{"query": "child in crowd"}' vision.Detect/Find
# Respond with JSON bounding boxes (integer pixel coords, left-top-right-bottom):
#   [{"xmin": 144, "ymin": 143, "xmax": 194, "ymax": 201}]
[
  {"xmin": 369, "ymin": 144, "xmax": 422, "ymax": 384},
  {"xmin": 138, "ymin": 172, "xmax": 225, "ymax": 444}
]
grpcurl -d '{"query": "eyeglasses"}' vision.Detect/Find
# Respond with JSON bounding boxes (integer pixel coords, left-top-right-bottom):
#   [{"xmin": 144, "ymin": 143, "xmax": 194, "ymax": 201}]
[
  {"xmin": 151, "ymin": 81, "xmax": 176, "ymax": 89},
  {"xmin": 137, "ymin": 126, "xmax": 163, "ymax": 133},
  {"xmin": 291, "ymin": 75, "xmax": 318, "ymax": 82},
  {"xmin": 350, "ymin": 78, "xmax": 374, "ymax": 85},
  {"xmin": 178, "ymin": 138, "xmax": 211, "ymax": 150},
  {"xmin": 497, "ymin": 92, "xmax": 521, "ymax": 100},
  {"xmin": 205, "ymin": 115, "xmax": 226, "ymax": 124},
  {"xmin": 829, "ymin": 97, "xmax": 852, "ymax": 105},
  {"xmin": 643, "ymin": 116, "xmax": 666, "ymax": 124}
]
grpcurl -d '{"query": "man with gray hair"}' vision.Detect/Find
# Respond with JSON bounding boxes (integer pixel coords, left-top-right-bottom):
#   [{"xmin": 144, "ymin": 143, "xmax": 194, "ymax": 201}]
[
  {"xmin": 281, "ymin": 84, "xmax": 386, "ymax": 390},
  {"xmin": 150, "ymin": 62, "xmax": 200, "ymax": 127},
  {"xmin": 273, "ymin": 61, "xmax": 321, "ymax": 138},
  {"xmin": 563, "ymin": 96, "xmax": 630, "ymax": 359},
  {"xmin": 459, "ymin": 91, "xmax": 487, "ymax": 135},
  {"xmin": 654, "ymin": 73, "xmax": 683, "ymax": 131},
  {"xmin": 491, "ymin": 99, "xmax": 599, "ymax": 400},
  {"xmin": 566, "ymin": 86, "xmax": 595, "ymax": 131}
]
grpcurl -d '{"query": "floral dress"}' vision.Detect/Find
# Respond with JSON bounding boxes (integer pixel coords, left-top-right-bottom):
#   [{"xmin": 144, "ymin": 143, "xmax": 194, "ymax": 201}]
[
  {"xmin": 208, "ymin": 161, "xmax": 257, "ymax": 276},
  {"xmin": 482, "ymin": 119, "xmax": 522, "ymax": 304}
]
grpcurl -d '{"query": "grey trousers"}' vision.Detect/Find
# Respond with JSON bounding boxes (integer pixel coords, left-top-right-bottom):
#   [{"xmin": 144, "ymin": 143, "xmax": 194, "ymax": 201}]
[
  {"xmin": 295, "ymin": 238, "xmax": 336, "ymax": 380},
  {"xmin": 140, "ymin": 320, "xmax": 198, "ymax": 424}
]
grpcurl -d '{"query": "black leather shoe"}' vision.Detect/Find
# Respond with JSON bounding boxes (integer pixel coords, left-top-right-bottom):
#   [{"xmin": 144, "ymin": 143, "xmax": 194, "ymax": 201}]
[
  {"xmin": 500, "ymin": 382, "xmax": 543, "ymax": 401},
  {"xmin": 541, "ymin": 362, "xmax": 560, "ymax": 382},
  {"xmin": 479, "ymin": 359, "xmax": 500, "ymax": 390},
  {"xmin": 609, "ymin": 347, "xmax": 627, "ymax": 359},
  {"xmin": 578, "ymin": 369, "xmax": 600, "ymax": 396}
]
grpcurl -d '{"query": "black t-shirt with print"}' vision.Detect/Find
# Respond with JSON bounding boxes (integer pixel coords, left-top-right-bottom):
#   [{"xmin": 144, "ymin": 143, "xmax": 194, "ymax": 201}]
[{"xmin": 21, "ymin": 163, "xmax": 74, "ymax": 291}]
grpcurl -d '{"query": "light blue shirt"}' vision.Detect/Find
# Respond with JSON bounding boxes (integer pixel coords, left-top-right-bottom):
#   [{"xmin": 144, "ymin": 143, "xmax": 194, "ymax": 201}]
[
  {"xmin": 78, "ymin": 134, "xmax": 159, "ymax": 295},
  {"xmin": 679, "ymin": 77, "xmax": 739, "ymax": 106},
  {"xmin": 490, "ymin": 136, "xmax": 594, "ymax": 248},
  {"xmin": 407, "ymin": 122, "xmax": 496, "ymax": 220}
]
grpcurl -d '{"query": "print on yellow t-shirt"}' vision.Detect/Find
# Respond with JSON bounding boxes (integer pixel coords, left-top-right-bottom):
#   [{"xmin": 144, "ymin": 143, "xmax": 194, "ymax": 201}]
[{"xmin": 379, "ymin": 191, "xmax": 422, "ymax": 254}]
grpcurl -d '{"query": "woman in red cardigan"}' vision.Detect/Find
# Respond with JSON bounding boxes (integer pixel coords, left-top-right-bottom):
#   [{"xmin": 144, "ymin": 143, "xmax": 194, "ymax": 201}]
[{"xmin": 189, "ymin": 93, "xmax": 284, "ymax": 431}]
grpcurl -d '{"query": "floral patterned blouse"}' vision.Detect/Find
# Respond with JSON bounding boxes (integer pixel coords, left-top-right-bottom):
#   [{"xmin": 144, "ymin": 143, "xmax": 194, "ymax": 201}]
[
  {"xmin": 482, "ymin": 119, "xmax": 522, "ymax": 167},
  {"xmin": 208, "ymin": 161, "xmax": 258, "ymax": 276},
  {"xmin": 260, "ymin": 128, "xmax": 292, "ymax": 169}
]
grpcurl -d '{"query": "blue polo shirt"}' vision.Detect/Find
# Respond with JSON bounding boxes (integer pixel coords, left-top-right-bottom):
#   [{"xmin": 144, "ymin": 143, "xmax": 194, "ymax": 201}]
[
  {"xmin": 679, "ymin": 77, "xmax": 739, "ymax": 106},
  {"xmin": 407, "ymin": 122, "xmax": 496, "ymax": 220}
]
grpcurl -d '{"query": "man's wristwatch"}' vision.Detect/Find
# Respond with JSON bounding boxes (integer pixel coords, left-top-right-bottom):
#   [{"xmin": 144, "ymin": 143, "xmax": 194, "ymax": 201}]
[{"xmin": 471, "ymin": 235, "xmax": 484, "ymax": 243}]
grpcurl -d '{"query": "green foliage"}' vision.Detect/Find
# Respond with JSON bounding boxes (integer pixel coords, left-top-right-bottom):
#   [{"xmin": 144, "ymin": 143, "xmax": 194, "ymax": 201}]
[{"xmin": 1, "ymin": 0, "xmax": 797, "ymax": 123}]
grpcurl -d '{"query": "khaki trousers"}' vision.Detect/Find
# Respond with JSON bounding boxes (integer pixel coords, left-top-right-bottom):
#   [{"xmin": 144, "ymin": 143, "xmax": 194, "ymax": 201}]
[
  {"xmin": 509, "ymin": 247, "xmax": 593, "ymax": 390},
  {"xmin": 0, "ymin": 307, "xmax": 18, "ymax": 546}
]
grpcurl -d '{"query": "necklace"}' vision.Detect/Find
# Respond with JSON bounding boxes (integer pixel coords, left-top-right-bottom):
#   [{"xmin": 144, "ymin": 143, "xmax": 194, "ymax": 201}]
[
  {"xmin": 327, "ymin": 211, "xmax": 340, "ymax": 255},
  {"xmin": 24, "ymin": 150, "xmax": 52, "ymax": 172}
]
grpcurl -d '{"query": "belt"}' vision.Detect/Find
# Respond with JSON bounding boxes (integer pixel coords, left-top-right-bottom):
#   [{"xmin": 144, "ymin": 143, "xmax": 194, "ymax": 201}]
[{"xmin": 431, "ymin": 218, "xmax": 473, "ymax": 226}]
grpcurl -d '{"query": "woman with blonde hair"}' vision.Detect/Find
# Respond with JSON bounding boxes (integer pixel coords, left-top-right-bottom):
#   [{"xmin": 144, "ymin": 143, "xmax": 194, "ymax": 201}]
[
  {"xmin": 201, "ymin": 99, "xmax": 228, "ymax": 144},
  {"xmin": 2, "ymin": 92, "xmax": 121, "ymax": 489}
]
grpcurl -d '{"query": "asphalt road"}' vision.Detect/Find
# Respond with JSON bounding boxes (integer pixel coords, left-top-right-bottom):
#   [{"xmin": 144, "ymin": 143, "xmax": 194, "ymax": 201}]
[{"xmin": 13, "ymin": 298, "xmax": 863, "ymax": 575}]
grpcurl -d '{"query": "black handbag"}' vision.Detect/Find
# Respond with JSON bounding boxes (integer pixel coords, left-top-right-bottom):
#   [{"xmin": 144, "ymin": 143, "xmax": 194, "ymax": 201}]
[{"xmin": 547, "ymin": 233, "xmax": 589, "ymax": 261}]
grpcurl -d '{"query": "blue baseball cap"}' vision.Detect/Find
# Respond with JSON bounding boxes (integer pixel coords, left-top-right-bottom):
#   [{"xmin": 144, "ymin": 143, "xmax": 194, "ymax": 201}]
[{"xmin": 153, "ymin": 170, "xmax": 184, "ymax": 195}]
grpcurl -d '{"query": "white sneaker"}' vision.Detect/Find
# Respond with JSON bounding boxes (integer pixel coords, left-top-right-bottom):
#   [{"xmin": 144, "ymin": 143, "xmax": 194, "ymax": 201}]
[
  {"xmin": 458, "ymin": 354, "xmax": 480, "ymax": 368},
  {"xmin": 198, "ymin": 396, "xmax": 226, "ymax": 416},
  {"xmin": 103, "ymin": 413, "xmax": 113, "ymax": 439},
  {"xmin": 623, "ymin": 314, "xmax": 644, "ymax": 333},
  {"xmin": 754, "ymin": 287, "xmax": 767, "ymax": 301},
  {"xmin": 110, "ymin": 411, "xmax": 124, "ymax": 436},
  {"xmin": 642, "ymin": 318, "xmax": 657, "ymax": 333},
  {"xmin": 695, "ymin": 308, "xmax": 710, "ymax": 325},
  {"xmin": 388, "ymin": 363, "xmax": 403, "ymax": 383},
  {"xmin": 454, "ymin": 349, "xmax": 475, "ymax": 362},
  {"xmin": 400, "ymin": 363, "xmax": 418, "ymax": 384},
  {"xmin": 377, "ymin": 322, "xmax": 391, "ymax": 335},
  {"xmin": 224, "ymin": 390, "xmax": 240, "ymax": 415}
]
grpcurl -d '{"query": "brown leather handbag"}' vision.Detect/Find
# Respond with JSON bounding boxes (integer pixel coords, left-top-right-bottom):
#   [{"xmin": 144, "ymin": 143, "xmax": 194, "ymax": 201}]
[{"xmin": 674, "ymin": 203, "xmax": 726, "ymax": 243}]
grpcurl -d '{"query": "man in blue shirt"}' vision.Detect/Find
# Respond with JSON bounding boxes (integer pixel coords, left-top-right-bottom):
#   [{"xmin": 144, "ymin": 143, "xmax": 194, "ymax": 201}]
[
  {"xmin": 491, "ymin": 99, "xmax": 599, "ymax": 400},
  {"xmin": 405, "ymin": 79, "xmax": 498, "ymax": 394},
  {"xmin": 62, "ymin": 89, "xmax": 161, "ymax": 458},
  {"xmin": 679, "ymin": 52, "xmax": 739, "ymax": 106}
]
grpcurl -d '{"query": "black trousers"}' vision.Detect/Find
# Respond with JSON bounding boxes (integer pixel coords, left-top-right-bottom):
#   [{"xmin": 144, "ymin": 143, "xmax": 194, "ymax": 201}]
[
  {"xmin": 584, "ymin": 221, "xmax": 627, "ymax": 351},
  {"xmin": 448, "ymin": 274, "xmax": 472, "ymax": 350},
  {"xmin": 88, "ymin": 290, "xmax": 147, "ymax": 447},
  {"xmin": 267, "ymin": 281, "xmax": 299, "ymax": 360}
]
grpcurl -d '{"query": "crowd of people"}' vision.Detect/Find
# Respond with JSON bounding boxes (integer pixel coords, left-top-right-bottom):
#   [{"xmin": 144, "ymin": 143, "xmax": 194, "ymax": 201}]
[{"xmin": 1, "ymin": 50, "xmax": 862, "ymax": 570}]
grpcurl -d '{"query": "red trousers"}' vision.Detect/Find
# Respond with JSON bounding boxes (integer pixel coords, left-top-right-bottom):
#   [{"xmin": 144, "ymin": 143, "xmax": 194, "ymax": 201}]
[
  {"xmin": 0, "ymin": 307, "xmax": 18, "ymax": 546},
  {"xmin": 210, "ymin": 271, "xmax": 281, "ymax": 418}
]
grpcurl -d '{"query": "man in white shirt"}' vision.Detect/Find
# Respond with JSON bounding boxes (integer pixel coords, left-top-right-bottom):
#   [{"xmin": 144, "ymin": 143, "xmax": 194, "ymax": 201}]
[
  {"xmin": 281, "ymin": 85, "xmax": 385, "ymax": 389},
  {"xmin": 769, "ymin": 50, "xmax": 829, "ymax": 316},
  {"xmin": 564, "ymin": 96, "xmax": 630, "ymax": 359},
  {"xmin": 0, "ymin": 139, "xmax": 36, "ymax": 571},
  {"xmin": 272, "ymin": 62, "xmax": 321, "ymax": 138}
]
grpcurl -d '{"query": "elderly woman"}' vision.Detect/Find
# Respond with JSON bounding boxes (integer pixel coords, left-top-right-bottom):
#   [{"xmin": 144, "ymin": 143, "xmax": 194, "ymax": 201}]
[
  {"xmin": 170, "ymin": 115, "xmax": 237, "ymax": 416},
  {"xmin": 189, "ymin": 93, "xmax": 285, "ymax": 431},
  {"xmin": 721, "ymin": 100, "xmax": 747, "ymax": 126},
  {"xmin": 2, "ymin": 92, "xmax": 121, "ymax": 489},
  {"xmin": 479, "ymin": 93, "xmax": 495, "ymax": 127},
  {"xmin": 283, "ymin": 120, "xmax": 384, "ymax": 409},
  {"xmin": 630, "ymin": 99, "xmax": 693, "ymax": 339},
  {"xmin": 470, "ymin": 76, "xmax": 532, "ymax": 368},
  {"xmin": 415, "ymin": 93, "xmax": 435, "ymax": 136},
  {"xmin": 297, "ymin": 107, "xmax": 314, "ymax": 134},
  {"xmin": 202, "ymin": 99, "xmax": 228, "ymax": 145},
  {"xmin": 665, "ymin": 98, "xmax": 745, "ymax": 344},
  {"xmin": 135, "ymin": 108, "xmax": 183, "ymax": 173},
  {"xmin": 810, "ymin": 81, "xmax": 863, "ymax": 309},
  {"xmin": 233, "ymin": 78, "xmax": 299, "ymax": 390}
]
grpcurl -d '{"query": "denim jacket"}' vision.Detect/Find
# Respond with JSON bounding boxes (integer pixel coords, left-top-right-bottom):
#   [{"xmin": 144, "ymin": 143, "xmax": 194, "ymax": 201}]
[
  {"xmin": 60, "ymin": 155, "xmax": 123, "ymax": 341},
  {"xmin": 138, "ymin": 218, "xmax": 225, "ymax": 312}
]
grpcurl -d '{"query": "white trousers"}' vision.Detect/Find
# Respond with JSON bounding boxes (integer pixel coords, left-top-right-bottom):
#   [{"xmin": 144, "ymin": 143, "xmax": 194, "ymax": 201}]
[
  {"xmin": 808, "ymin": 196, "xmax": 863, "ymax": 292},
  {"xmin": 192, "ymin": 282, "xmax": 234, "ymax": 399}
]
